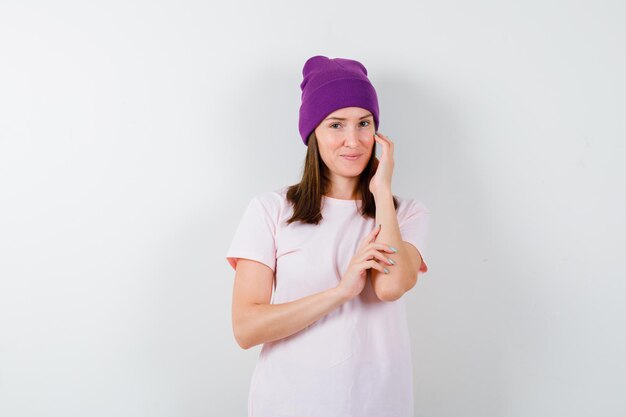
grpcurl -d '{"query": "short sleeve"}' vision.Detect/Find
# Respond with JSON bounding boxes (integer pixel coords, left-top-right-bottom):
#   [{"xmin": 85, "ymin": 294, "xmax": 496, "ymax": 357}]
[
  {"xmin": 226, "ymin": 195, "xmax": 278, "ymax": 273},
  {"xmin": 398, "ymin": 198, "xmax": 430, "ymax": 274}
]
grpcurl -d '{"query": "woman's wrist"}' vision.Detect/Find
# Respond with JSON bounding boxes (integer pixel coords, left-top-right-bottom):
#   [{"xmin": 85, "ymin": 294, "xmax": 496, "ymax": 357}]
[
  {"xmin": 329, "ymin": 286, "xmax": 351, "ymax": 305},
  {"xmin": 372, "ymin": 188, "xmax": 393, "ymax": 201}
]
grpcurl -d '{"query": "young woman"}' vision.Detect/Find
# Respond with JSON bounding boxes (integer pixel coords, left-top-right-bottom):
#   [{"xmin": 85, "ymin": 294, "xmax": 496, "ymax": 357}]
[{"xmin": 226, "ymin": 55, "xmax": 430, "ymax": 417}]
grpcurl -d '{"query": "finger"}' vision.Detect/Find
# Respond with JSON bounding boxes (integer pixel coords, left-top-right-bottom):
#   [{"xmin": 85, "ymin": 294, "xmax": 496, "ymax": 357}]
[
  {"xmin": 366, "ymin": 242, "xmax": 398, "ymax": 253},
  {"xmin": 360, "ymin": 249, "xmax": 395, "ymax": 266},
  {"xmin": 361, "ymin": 224, "xmax": 381, "ymax": 242},
  {"xmin": 359, "ymin": 224, "xmax": 381, "ymax": 250},
  {"xmin": 374, "ymin": 133, "xmax": 393, "ymax": 148},
  {"xmin": 366, "ymin": 259, "xmax": 389, "ymax": 274},
  {"xmin": 368, "ymin": 224, "xmax": 382, "ymax": 243},
  {"xmin": 375, "ymin": 136, "xmax": 388, "ymax": 156}
]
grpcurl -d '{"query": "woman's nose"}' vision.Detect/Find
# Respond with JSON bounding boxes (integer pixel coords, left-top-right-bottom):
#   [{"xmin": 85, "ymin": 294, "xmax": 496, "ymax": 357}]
[{"xmin": 343, "ymin": 127, "xmax": 363, "ymax": 144}]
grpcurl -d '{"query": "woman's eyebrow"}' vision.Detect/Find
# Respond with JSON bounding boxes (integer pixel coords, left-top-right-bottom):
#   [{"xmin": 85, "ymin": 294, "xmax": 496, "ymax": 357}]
[{"xmin": 323, "ymin": 113, "xmax": 373, "ymax": 121}]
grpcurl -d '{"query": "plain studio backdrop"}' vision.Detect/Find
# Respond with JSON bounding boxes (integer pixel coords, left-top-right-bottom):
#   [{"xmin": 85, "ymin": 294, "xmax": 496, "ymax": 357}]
[{"xmin": 1, "ymin": 1, "xmax": 625, "ymax": 416}]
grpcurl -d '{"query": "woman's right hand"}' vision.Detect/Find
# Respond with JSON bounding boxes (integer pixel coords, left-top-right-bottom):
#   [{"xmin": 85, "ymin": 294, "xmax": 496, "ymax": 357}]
[{"xmin": 335, "ymin": 224, "xmax": 397, "ymax": 301}]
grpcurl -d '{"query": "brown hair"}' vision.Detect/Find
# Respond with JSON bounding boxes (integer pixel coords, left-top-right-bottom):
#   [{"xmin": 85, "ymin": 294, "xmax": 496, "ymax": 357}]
[{"xmin": 285, "ymin": 131, "xmax": 399, "ymax": 225}]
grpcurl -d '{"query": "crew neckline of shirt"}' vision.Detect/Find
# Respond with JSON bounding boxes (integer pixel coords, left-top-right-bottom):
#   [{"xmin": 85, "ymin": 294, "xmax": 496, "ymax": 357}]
[
  {"xmin": 275, "ymin": 186, "xmax": 362, "ymax": 206},
  {"xmin": 322, "ymin": 195, "xmax": 363, "ymax": 205}
]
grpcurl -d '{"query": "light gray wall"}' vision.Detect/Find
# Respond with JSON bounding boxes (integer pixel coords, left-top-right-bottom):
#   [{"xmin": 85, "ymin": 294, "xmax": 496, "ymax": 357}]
[{"xmin": 1, "ymin": 1, "xmax": 624, "ymax": 416}]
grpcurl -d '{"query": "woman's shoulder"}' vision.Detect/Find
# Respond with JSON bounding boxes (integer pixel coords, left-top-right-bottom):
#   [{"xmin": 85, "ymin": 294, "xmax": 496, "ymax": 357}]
[
  {"xmin": 249, "ymin": 185, "xmax": 290, "ymax": 214},
  {"xmin": 253, "ymin": 185, "xmax": 288, "ymax": 202}
]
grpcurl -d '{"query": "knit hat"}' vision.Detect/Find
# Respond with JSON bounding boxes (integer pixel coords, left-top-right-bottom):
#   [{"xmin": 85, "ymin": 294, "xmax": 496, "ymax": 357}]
[{"xmin": 298, "ymin": 55, "xmax": 380, "ymax": 146}]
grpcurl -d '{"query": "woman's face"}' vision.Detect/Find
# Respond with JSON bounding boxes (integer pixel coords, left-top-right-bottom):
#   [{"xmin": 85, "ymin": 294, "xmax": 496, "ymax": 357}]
[{"xmin": 314, "ymin": 106, "xmax": 375, "ymax": 179}]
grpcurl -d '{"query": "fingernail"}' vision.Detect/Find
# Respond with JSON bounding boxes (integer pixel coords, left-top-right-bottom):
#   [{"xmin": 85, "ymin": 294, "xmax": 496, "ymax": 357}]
[
  {"xmin": 377, "ymin": 223, "xmax": 381, "ymax": 229},
  {"xmin": 383, "ymin": 267, "xmax": 389, "ymax": 274},
  {"xmin": 387, "ymin": 257, "xmax": 395, "ymax": 265},
  {"xmin": 389, "ymin": 246, "xmax": 398, "ymax": 253}
]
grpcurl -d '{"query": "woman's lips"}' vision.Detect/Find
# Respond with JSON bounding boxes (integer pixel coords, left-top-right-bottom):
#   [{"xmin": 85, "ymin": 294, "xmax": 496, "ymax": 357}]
[{"xmin": 341, "ymin": 154, "xmax": 361, "ymax": 161}]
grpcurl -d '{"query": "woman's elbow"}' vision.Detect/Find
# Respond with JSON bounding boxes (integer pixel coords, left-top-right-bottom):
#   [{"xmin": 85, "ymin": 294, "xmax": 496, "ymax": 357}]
[{"xmin": 233, "ymin": 323, "xmax": 254, "ymax": 350}]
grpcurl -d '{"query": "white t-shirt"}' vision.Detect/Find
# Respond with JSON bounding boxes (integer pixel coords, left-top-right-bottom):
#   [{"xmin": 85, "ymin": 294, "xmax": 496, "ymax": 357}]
[{"xmin": 226, "ymin": 185, "xmax": 430, "ymax": 417}]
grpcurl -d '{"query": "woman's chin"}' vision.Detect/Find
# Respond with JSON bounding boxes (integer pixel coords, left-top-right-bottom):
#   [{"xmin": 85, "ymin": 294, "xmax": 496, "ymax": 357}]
[{"xmin": 337, "ymin": 168, "xmax": 365, "ymax": 177}]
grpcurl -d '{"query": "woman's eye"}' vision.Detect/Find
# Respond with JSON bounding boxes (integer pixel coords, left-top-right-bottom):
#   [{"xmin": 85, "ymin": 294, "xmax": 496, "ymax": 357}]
[{"xmin": 330, "ymin": 121, "xmax": 370, "ymax": 128}]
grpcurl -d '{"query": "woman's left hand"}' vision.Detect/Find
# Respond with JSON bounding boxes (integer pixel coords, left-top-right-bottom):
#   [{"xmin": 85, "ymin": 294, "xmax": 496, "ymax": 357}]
[{"xmin": 369, "ymin": 132, "xmax": 394, "ymax": 197}]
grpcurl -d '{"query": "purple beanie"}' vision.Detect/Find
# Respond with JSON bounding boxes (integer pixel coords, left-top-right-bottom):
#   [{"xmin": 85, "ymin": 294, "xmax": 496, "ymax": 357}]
[{"xmin": 298, "ymin": 55, "xmax": 380, "ymax": 146}]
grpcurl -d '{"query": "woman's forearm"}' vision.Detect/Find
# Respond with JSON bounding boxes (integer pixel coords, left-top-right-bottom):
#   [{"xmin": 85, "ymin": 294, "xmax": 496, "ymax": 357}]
[
  {"xmin": 239, "ymin": 286, "xmax": 349, "ymax": 349},
  {"xmin": 372, "ymin": 189, "xmax": 416, "ymax": 301}
]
